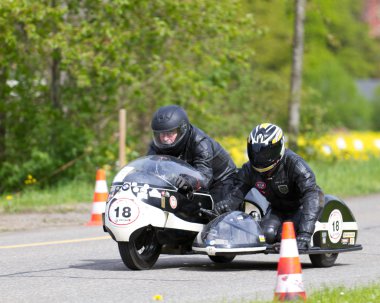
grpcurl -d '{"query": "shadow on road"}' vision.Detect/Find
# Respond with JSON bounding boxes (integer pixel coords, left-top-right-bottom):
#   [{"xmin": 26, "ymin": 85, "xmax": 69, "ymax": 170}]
[{"xmin": 68, "ymin": 256, "xmax": 336, "ymax": 272}]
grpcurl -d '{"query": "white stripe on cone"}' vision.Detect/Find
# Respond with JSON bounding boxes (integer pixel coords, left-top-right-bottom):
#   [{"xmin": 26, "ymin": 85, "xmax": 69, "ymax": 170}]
[
  {"xmin": 95, "ymin": 180, "xmax": 108, "ymax": 193},
  {"xmin": 279, "ymin": 239, "xmax": 299, "ymax": 258},
  {"xmin": 275, "ymin": 274, "xmax": 305, "ymax": 292}
]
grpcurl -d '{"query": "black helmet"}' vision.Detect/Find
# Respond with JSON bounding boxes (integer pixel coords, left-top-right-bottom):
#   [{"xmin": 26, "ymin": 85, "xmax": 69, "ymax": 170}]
[
  {"xmin": 151, "ymin": 105, "xmax": 190, "ymax": 156},
  {"xmin": 247, "ymin": 123, "xmax": 285, "ymax": 174}
]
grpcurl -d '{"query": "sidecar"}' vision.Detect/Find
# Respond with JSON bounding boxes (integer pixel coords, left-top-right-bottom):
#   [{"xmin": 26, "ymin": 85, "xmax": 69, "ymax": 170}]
[
  {"xmin": 103, "ymin": 155, "xmax": 362, "ymax": 270},
  {"xmin": 192, "ymin": 189, "xmax": 363, "ymax": 267}
]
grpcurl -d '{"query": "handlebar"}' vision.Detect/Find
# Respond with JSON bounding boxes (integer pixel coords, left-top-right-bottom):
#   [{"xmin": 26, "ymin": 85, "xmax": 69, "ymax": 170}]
[{"xmin": 199, "ymin": 208, "xmax": 218, "ymax": 219}]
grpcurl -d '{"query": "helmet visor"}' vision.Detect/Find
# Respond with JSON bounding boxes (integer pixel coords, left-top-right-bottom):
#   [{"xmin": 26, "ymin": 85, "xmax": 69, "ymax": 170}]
[
  {"xmin": 153, "ymin": 126, "xmax": 186, "ymax": 149},
  {"xmin": 248, "ymin": 142, "xmax": 284, "ymax": 171}
]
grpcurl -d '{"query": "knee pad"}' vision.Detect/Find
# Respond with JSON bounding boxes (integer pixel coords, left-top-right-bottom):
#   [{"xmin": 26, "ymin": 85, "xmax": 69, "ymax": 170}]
[{"xmin": 263, "ymin": 226, "xmax": 278, "ymax": 244}]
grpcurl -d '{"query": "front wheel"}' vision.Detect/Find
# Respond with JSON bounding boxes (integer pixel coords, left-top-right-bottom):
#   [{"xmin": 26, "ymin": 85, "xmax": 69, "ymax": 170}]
[
  {"xmin": 209, "ymin": 255, "xmax": 236, "ymax": 263},
  {"xmin": 309, "ymin": 253, "xmax": 338, "ymax": 267},
  {"xmin": 118, "ymin": 227, "xmax": 162, "ymax": 270}
]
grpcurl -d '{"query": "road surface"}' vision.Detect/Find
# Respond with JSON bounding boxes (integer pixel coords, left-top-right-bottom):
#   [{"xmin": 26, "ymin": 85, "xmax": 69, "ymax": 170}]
[{"xmin": 0, "ymin": 194, "xmax": 379, "ymax": 303}]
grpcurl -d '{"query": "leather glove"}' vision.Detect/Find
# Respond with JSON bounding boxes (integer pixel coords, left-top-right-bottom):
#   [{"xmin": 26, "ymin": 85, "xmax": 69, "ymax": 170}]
[
  {"xmin": 214, "ymin": 200, "xmax": 233, "ymax": 215},
  {"xmin": 296, "ymin": 232, "xmax": 312, "ymax": 251},
  {"xmin": 175, "ymin": 175, "xmax": 192, "ymax": 192},
  {"xmin": 175, "ymin": 176, "xmax": 193, "ymax": 198}
]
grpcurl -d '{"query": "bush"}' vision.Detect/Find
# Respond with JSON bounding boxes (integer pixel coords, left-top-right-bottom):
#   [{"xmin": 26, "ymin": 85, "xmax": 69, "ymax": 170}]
[{"xmin": 303, "ymin": 50, "xmax": 372, "ymax": 130}]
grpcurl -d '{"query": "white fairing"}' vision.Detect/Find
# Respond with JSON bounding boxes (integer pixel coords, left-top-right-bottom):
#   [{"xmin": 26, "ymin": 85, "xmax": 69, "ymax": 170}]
[
  {"xmin": 105, "ymin": 187, "xmax": 204, "ymax": 241},
  {"xmin": 105, "ymin": 188, "xmax": 167, "ymax": 241},
  {"xmin": 165, "ymin": 213, "xmax": 204, "ymax": 232}
]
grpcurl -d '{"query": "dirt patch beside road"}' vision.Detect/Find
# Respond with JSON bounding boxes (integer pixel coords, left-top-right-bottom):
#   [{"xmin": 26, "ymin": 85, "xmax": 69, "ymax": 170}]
[{"xmin": 0, "ymin": 203, "xmax": 93, "ymax": 232}]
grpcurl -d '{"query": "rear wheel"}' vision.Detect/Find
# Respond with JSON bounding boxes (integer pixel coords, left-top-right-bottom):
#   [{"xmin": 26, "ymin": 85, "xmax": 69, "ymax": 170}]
[
  {"xmin": 309, "ymin": 253, "xmax": 338, "ymax": 267},
  {"xmin": 209, "ymin": 255, "xmax": 236, "ymax": 263},
  {"xmin": 118, "ymin": 227, "xmax": 162, "ymax": 270}
]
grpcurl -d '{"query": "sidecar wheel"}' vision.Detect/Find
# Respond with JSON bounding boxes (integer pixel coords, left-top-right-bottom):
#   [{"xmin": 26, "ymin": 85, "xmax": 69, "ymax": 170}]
[
  {"xmin": 118, "ymin": 227, "xmax": 162, "ymax": 270},
  {"xmin": 309, "ymin": 253, "xmax": 338, "ymax": 267},
  {"xmin": 209, "ymin": 255, "xmax": 236, "ymax": 263}
]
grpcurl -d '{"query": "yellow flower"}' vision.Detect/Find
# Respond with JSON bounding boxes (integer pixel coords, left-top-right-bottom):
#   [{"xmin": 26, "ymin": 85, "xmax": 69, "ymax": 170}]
[
  {"xmin": 24, "ymin": 174, "xmax": 37, "ymax": 185},
  {"xmin": 219, "ymin": 131, "xmax": 380, "ymax": 163},
  {"xmin": 152, "ymin": 294, "xmax": 163, "ymax": 301},
  {"xmin": 5, "ymin": 195, "xmax": 13, "ymax": 200}
]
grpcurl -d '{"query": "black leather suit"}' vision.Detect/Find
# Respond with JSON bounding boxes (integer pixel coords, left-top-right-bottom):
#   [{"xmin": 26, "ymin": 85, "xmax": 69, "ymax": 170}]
[
  {"xmin": 147, "ymin": 125, "xmax": 238, "ymax": 203},
  {"xmin": 229, "ymin": 149, "xmax": 324, "ymax": 243}
]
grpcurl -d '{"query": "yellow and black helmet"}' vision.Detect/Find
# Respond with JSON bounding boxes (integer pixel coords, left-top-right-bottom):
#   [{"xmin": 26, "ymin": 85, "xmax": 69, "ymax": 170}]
[{"xmin": 247, "ymin": 123, "xmax": 285, "ymax": 174}]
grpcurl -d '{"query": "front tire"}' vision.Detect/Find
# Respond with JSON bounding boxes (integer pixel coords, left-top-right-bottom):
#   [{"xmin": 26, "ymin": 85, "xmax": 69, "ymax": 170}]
[
  {"xmin": 209, "ymin": 255, "xmax": 236, "ymax": 263},
  {"xmin": 118, "ymin": 227, "xmax": 162, "ymax": 270},
  {"xmin": 309, "ymin": 253, "xmax": 338, "ymax": 267}
]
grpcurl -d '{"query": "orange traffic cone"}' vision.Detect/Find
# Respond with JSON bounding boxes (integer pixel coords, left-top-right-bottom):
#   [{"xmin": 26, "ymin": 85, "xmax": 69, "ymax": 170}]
[
  {"xmin": 86, "ymin": 169, "xmax": 108, "ymax": 226},
  {"xmin": 274, "ymin": 221, "xmax": 306, "ymax": 301}
]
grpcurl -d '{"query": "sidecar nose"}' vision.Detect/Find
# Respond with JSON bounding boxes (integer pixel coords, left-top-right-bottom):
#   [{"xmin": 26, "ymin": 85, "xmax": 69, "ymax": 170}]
[{"xmin": 192, "ymin": 211, "xmax": 267, "ymax": 255}]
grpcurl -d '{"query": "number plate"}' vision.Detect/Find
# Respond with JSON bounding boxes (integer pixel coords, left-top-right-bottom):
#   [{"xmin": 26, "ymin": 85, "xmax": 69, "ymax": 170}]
[
  {"xmin": 328, "ymin": 209, "xmax": 343, "ymax": 244},
  {"xmin": 108, "ymin": 198, "xmax": 140, "ymax": 225}
]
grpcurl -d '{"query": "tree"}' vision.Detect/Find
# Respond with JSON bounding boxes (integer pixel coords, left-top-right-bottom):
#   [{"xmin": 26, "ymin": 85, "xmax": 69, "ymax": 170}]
[
  {"xmin": 288, "ymin": 0, "xmax": 306, "ymax": 150},
  {"xmin": 0, "ymin": 0, "xmax": 259, "ymax": 192}
]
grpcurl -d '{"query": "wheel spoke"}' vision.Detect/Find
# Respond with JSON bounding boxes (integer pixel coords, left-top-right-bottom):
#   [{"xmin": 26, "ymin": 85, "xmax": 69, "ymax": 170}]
[{"xmin": 137, "ymin": 246, "xmax": 145, "ymax": 254}]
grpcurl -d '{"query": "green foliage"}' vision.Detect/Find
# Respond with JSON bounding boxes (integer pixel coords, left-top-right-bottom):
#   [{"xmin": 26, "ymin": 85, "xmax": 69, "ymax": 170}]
[
  {"xmin": 0, "ymin": 0, "xmax": 259, "ymax": 192},
  {"xmin": 305, "ymin": 0, "xmax": 380, "ymax": 78},
  {"xmin": 299, "ymin": 0, "xmax": 378, "ymax": 132},
  {"xmin": 1, "ymin": 0, "xmax": 380, "ymax": 193},
  {"xmin": 303, "ymin": 0, "xmax": 379, "ymax": 131},
  {"xmin": 303, "ymin": 49, "xmax": 372, "ymax": 130},
  {"xmin": 216, "ymin": 71, "xmax": 289, "ymax": 137},
  {"xmin": 372, "ymin": 86, "xmax": 380, "ymax": 130},
  {"xmin": 247, "ymin": 0, "xmax": 380, "ymax": 133}
]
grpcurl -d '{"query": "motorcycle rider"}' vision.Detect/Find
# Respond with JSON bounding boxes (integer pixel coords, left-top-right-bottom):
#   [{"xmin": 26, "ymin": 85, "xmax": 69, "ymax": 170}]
[
  {"xmin": 147, "ymin": 105, "xmax": 238, "ymax": 205},
  {"xmin": 215, "ymin": 123, "xmax": 324, "ymax": 250}
]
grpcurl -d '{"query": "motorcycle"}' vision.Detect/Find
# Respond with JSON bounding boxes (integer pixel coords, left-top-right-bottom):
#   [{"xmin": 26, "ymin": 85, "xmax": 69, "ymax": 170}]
[{"xmin": 102, "ymin": 155, "xmax": 362, "ymax": 270}]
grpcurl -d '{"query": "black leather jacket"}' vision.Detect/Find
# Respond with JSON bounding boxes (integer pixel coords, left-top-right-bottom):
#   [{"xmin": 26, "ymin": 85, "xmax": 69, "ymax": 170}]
[
  {"xmin": 147, "ymin": 125, "xmax": 237, "ymax": 190},
  {"xmin": 230, "ymin": 149, "xmax": 323, "ymax": 234}
]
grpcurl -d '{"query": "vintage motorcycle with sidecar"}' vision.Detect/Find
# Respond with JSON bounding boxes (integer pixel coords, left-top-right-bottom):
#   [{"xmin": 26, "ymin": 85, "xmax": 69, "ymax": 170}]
[{"xmin": 102, "ymin": 155, "xmax": 362, "ymax": 270}]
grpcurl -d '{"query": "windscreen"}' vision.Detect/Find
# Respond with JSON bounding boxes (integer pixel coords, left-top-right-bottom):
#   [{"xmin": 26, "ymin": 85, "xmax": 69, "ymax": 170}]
[
  {"xmin": 198, "ymin": 211, "xmax": 266, "ymax": 248},
  {"xmin": 112, "ymin": 155, "xmax": 206, "ymax": 188}
]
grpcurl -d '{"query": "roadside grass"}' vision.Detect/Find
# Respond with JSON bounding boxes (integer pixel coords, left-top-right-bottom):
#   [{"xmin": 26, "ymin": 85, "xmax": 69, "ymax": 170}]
[
  {"xmin": 1, "ymin": 157, "xmax": 380, "ymax": 213},
  {"xmin": 304, "ymin": 283, "xmax": 380, "ymax": 303},
  {"xmin": 0, "ymin": 180, "xmax": 93, "ymax": 213},
  {"xmin": 247, "ymin": 283, "xmax": 380, "ymax": 303},
  {"xmin": 310, "ymin": 157, "xmax": 380, "ymax": 198}
]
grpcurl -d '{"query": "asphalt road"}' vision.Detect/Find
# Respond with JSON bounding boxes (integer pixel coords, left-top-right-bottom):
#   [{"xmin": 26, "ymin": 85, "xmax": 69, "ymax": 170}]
[{"xmin": 0, "ymin": 194, "xmax": 379, "ymax": 303}]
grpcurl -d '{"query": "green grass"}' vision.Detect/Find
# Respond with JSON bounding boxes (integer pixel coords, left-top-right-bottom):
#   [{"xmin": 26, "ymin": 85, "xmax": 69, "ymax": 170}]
[
  {"xmin": 310, "ymin": 157, "xmax": 380, "ymax": 198},
  {"xmin": 1, "ymin": 158, "xmax": 380, "ymax": 213},
  {"xmin": 305, "ymin": 283, "xmax": 380, "ymax": 303},
  {"xmin": 0, "ymin": 180, "xmax": 93, "ymax": 213},
  {"xmin": 245, "ymin": 283, "xmax": 380, "ymax": 303}
]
